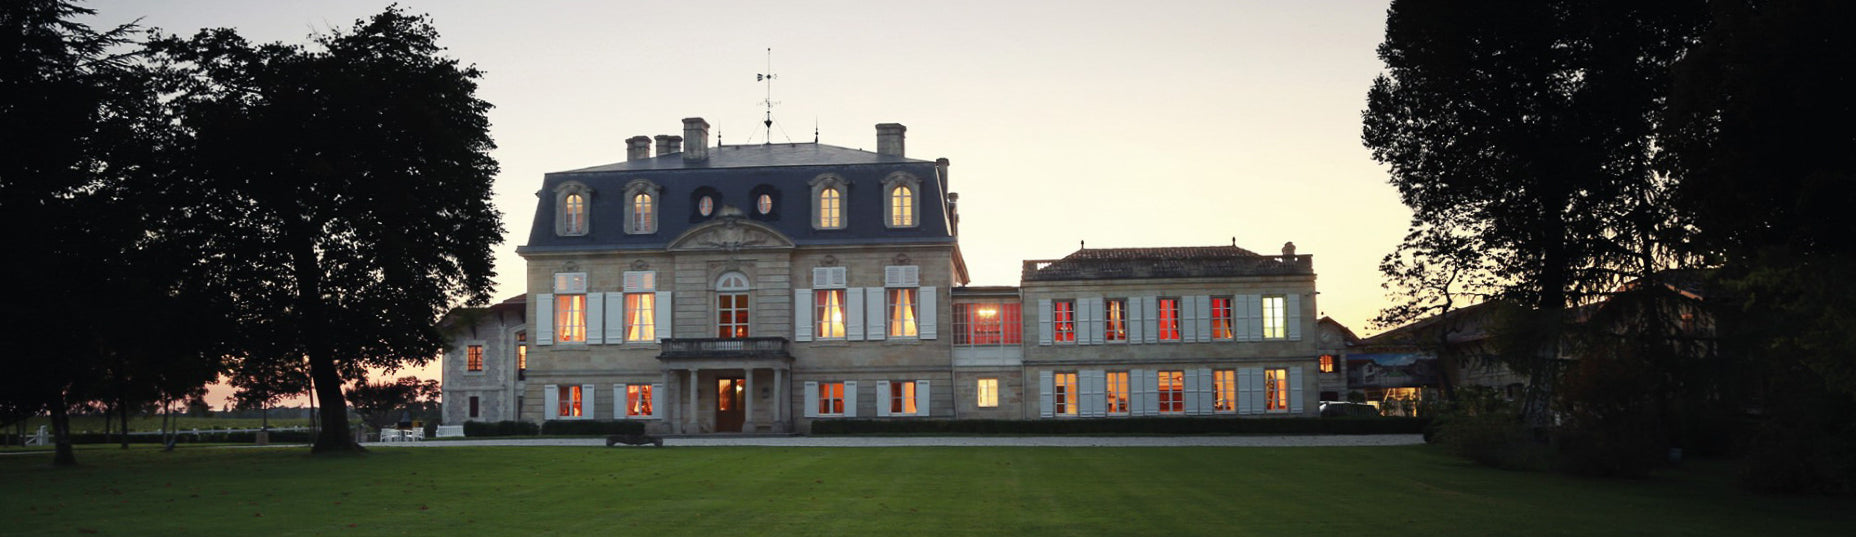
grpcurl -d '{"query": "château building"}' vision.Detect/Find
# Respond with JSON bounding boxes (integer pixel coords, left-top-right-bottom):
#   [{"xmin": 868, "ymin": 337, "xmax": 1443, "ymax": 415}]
[{"xmin": 440, "ymin": 118, "xmax": 1336, "ymax": 433}]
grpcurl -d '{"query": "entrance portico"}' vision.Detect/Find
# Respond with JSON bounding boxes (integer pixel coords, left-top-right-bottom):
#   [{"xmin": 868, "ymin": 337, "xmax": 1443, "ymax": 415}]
[{"xmin": 659, "ymin": 337, "xmax": 794, "ymax": 434}]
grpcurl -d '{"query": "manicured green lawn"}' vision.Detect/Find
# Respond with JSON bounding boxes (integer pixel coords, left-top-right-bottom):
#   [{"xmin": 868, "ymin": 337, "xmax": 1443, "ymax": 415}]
[
  {"xmin": 13, "ymin": 415, "xmax": 313, "ymax": 434},
  {"xmin": 2, "ymin": 444, "xmax": 1849, "ymax": 536}
]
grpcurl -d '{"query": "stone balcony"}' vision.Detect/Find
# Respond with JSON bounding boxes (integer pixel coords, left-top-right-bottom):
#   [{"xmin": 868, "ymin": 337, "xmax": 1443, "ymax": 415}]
[{"xmin": 657, "ymin": 337, "xmax": 793, "ymax": 361}]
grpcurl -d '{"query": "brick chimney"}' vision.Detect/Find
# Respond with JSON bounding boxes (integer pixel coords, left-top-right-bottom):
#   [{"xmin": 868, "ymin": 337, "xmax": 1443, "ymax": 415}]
[
  {"xmin": 682, "ymin": 118, "xmax": 709, "ymax": 162},
  {"xmin": 654, "ymin": 134, "xmax": 682, "ymax": 157},
  {"xmin": 876, "ymin": 123, "xmax": 906, "ymax": 157},
  {"xmin": 626, "ymin": 136, "xmax": 652, "ymax": 161}
]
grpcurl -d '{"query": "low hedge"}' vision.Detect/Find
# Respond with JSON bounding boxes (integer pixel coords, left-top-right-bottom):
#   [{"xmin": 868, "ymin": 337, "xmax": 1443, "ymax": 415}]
[
  {"xmin": 54, "ymin": 429, "xmax": 317, "ymax": 445},
  {"xmin": 810, "ymin": 417, "xmax": 1430, "ymax": 436},
  {"xmin": 463, "ymin": 420, "xmax": 540, "ymax": 437},
  {"xmin": 540, "ymin": 420, "xmax": 644, "ymax": 436}
]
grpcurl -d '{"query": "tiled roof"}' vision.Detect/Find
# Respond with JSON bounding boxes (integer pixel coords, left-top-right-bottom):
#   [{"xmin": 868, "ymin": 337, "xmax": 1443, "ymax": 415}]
[
  {"xmin": 555, "ymin": 143, "xmax": 925, "ymax": 174},
  {"xmin": 1022, "ymin": 245, "xmax": 1313, "ymax": 282}
]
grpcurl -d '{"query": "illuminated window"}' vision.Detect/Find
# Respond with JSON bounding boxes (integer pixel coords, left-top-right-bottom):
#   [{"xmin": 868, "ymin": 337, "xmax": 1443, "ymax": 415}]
[
  {"xmin": 465, "ymin": 345, "xmax": 483, "ymax": 372},
  {"xmin": 757, "ymin": 193, "xmax": 773, "ymax": 215},
  {"xmin": 1319, "ymin": 355, "xmax": 1335, "ymax": 373},
  {"xmin": 625, "ymin": 384, "xmax": 654, "ymax": 417},
  {"xmin": 815, "ymin": 289, "xmax": 846, "ymax": 339},
  {"xmin": 1265, "ymin": 368, "xmax": 1289, "ymax": 411},
  {"xmin": 716, "ymin": 272, "xmax": 750, "ymax": 338},
  {"xmin": 1104, "ymin": 299, "xmax": 1127, "ymax": 342},
  {"xmin": 889, "ymin": 381, "xmax": 918, "ymax": 416},
  {"xmin": 557, "ymin": 385, "xmax": 582, "ymax": 418},
  {"xmin": 562, "ymin": 193, "xmax": 588, "ymax": 235},
  {"xmin": 1157, "ymin": 370, "xmax": 1184, "ymax": 413},
  {"xmin": 817, "ymin": 187, "xmax": 842, "ymax": 229},
  {"xmin": 1214, "ymin": 369, "xmax": 1236, "ymax": 412},
  {"xmin": 1106, "ymin": 371, "xmax": 1130, "ymax": 415},
  {"xmin": 889, "ymin": 288, "xmax": 919, "ymax": 337},
  {"xmin": 976, "ymin": 378, "xmax": 999, "ymax": 408},
  {"xmin": 1053, "ymin": 372, "xmax": 1078, "ymax": 416},
  {"xmin": 1262, "ymin": 295, "xmax": 1287, "ymax": 339},
  {"xmin": 516, "ymin": 332, "xmax": 527, "ymax": 372},
  {"xmin": 468, "ymin": 396, "xmax": 479, "ymax": 418},
  {"xmin": 1157, "ymin": 298, "xmax": 1181, "ymax": 341},
  {"xmin": 554, "ymin": 272, "xmax": 587, "ymax": 343},
  {"xmin": 1211, "ymin": 297, "xmax": 1234, "ymax": 340},
  {"xmin": 817, "ymin": 382, "xmax": 846, "ymax": 416},
  {"xmin": 624, "ymin": 293, "xmax": 655, "ymax": 341},
  {"xmin": 623, "ymin": 179, "xmax": 661, "ymax": 235},
  {"xmin": 1053, "ymin": 300, "xmax": 1076, "ymax": 343},
  {"xmin": 954, "ymin": 303, "xmax": 1022, "ymax": 346},
  {"xmin": 698, "ymin": 195, "xmax": 714, "ymax": 217},
  {"xmin": 889, "ymin": 185, "xmax": 914, "ymax": 227}
]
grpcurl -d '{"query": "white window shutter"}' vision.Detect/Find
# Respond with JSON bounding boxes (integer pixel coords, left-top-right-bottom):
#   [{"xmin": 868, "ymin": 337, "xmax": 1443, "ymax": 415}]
[
  {"xmin": 904, "ymin": 266, "xmax": 919, "ymax": 286},
  {"xmin": 544, "ymin": 384, "xmax": 559, "ymax": 418},
  {"xmin": 864, "ymin": 288, "xmax": 886, "ymax": 341},
  {"xmin": 920, "ymin": 286, "xmax": 937, "ymax": 339},
  {"xmin": 602, "ymin": 293, "xmax": 625, "ymax": 344},
  {"xmin": 1078, "ymin": 370, "xmax": 1096, "ymax": 418},
  {"xmin": 1193, "ymin": 295, "xmax": 1213, "ymax": 343},
  {"xmin": 846, "ymin": 288, "xmax": 866, "ymax": 341},
  {"xmin": 804, "ymin": 381, "xmax": 819, "ymax": 418},
  {"xmin": 1290, "ymin": 366, "xmax": 1305, "ymax": 413},
  {"xmin": 916, "ymin": 380, "xmax": 931, "ymax": 417},
  {"xmin": 876, "ymin": 382, "xmax": 892, "ymax": 417},
  {"xmin": 1248, "ymin": 295, "xmax": 1266, "ymax": 342},
  {"xmin": 1127, "ymin": 297, "xmax": 1145, "ymax": 344},
  {"xmin": 794, "ymin": 289, "xmax": 813, "ymax": 342},
  {"xmin": 1185, "ymin": 369, "xmax": 1202, "ymax": 416},
  {"xmin": 812, "ymin": 267, "xmax": 830, "ymax": 288},
  {"xmin": 843, "ymin": 381, "xmax": 858, "ymax": 418},
  {"xmin": 1037, "ymin": 299, "xmax": 1054, "ymax": 346},
  {"xmin": 1287, "ymin": 293, "xmax": 1303, "ymax": 341},
  {"xmin": 1196, "ymin": 368, "xmax": 1214, "ymax": 415},
  {"xmin": 1139, "ymin": 296, "xmax": 1156, "ymax": 343},
  {"xmin": 1080, "ymin": 299, "xmax": 1099, "ymax": 345},
  {"xmin": 650, "ymin": 383, "xmax": 664, "ymax": 419},
  {"xmin": 612, "ymin": 386, "xmax": 626, "ymax": 419},
  {"xmin": 586, "ymin": 292, "xmax": 605, "ymax": 345},
  {"xmin": 1230, "ymin": 294, "xmax": 1248, "ymax": 342},
  {"xmin": 655, "ymin": 291, "xmax": 673, "ymax": 341},
  {"xmin": 1039, "ymin": 371, "xmax": 1054, "ymax": 418},
  {"xmin": 582, "ymin": 384, "xmax": 596, "ymax": 419},
  {"xmin": 1236, "ymin": 369, "xmax": 1254, "ymax": 414},
  {"xmin": 1247, "ymin": 367, "xmax": 1266, "ymax": 414},
  {"xmin": 1129, "ymin": 370, "xmax": 1148, "ymax": 416},
  {"xmin": 1144, "ymin": 371, "xmax": 1161, "ymax": 416},
  {"xmin": 535, "ymin": 294, "xmax": 555, "ymax": 345},
  {"xmin": 833, "ymin": 267, "xmax": 847, "ymax": 288}
]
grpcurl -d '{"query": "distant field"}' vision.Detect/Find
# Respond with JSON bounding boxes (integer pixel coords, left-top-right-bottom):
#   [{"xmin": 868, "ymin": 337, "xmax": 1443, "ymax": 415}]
[
  {"xmin": 3, "ymin": 444, "xmax": 1850, "ymax": 536},
  {"xmin": 10, "ymin": 416, "xmax": 313, "ymax": 435}
]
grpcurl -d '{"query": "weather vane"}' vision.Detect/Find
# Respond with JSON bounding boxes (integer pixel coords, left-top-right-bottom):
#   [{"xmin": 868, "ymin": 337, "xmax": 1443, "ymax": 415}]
[{"xmin": 756, "ymin": 48, "xmax": 779, "ymax": 145}]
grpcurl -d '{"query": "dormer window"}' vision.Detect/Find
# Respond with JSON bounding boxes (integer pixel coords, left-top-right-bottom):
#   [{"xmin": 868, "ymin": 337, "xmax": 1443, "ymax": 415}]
[
  {"xmin": 623, "ymin": 179, "xmax": 661, "ymax": 235},
  {"xmin": 757, "ymin": 194, "xmax": 772, "ymax": 215},
  {"xmin": 553, "ymin": 182, "xmax": 592, "ymax": 237},
  {"xmin": 809, "ymin": 173, "xmax": 848, "ymax": 230},
  {"xmin": 698, "ymin": 196, "xmax": 714, "ymax": 217},
  {"xmin": 882, "ymin": 172, "xmax": 921, "ymax": 229}
]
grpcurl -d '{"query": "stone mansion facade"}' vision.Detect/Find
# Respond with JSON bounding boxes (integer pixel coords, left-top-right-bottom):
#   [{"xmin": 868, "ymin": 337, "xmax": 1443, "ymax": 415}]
[{"xmin": 440, "ymin": 118, "xmax": 1349, "ymax": 433}]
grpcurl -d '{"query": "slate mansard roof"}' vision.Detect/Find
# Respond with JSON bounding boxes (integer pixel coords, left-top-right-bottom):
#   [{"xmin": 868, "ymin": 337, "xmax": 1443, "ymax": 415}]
[
  {"xmin": 518, "ymin": 142, "xmax": 954, "ymax": 254},
  {"xmin": 1022, "ymin": 245, "xmax": 1314, "ymax": 282}
]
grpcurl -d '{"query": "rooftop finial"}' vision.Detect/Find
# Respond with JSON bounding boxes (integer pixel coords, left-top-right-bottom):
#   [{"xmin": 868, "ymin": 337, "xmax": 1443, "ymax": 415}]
[
  {"xmin": 757, "ymin": 47, "xmax": 780, "ymax": 145},
  {"xmin": 1080, "ymin": 240, "xmax": 1086, "ymax": 250}
]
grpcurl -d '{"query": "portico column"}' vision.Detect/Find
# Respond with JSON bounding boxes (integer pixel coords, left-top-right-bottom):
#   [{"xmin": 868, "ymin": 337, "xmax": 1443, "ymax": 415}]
[
  {"xmin": 744, "ymin": 368, "xmax": 755, "ymax": 432},
  {"xmin": 687, "ymin": 368, "xmax": 699, "ymax": 434},
  {"xmin": 774, "ymin": 368, "xmax": 785, "ymax": 427}
]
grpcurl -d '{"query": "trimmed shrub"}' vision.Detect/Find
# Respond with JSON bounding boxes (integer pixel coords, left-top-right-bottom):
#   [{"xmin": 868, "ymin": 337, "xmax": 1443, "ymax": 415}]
[
  {"xmin": 540, "ymin": 420, "xmax": 644, "ymax": 436},
  {"xmin": 810, "ymin": 417, "xmax": 1428, "ymax": 436},
  {"xmin": 463, "ymin": 420, "xmax": 539, "ymax": 437}
]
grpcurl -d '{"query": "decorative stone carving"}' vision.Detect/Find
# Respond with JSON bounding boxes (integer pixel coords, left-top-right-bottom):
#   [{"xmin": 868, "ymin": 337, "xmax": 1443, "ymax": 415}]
[
  {"xmin": 893, "ymin": 253, "xmax": 912, "ymax": 265},
  {"xmin": 820, "ymin": 255, "xmax": 838, "ymax": 267},
  {"xmin": 631, "ymin": 259, "xmax": 651, "ymax": 270},
  {"xmin": 560, "ymin": 261, "xmax": 581, "ymax": 273},
  {"xmin": 665, "ymin": 216, "xmax": 795, "ymax": 252}
]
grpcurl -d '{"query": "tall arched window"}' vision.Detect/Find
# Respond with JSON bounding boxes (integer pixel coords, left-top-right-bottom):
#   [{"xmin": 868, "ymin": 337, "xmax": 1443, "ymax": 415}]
[
  {"xmin": 818, "ymin": 187, "xmax": 842, "ymax": 229},
  {"xmin": 715, "ymin": 271, "xmax": 751, "ymax": 339},
  {"xmin": 565, "ymin": 194, "xmax": 588, "ymax": 233},
  {"xmin": 889, "ymin": 185, "xmax": 914, "ymax": 227},
  {"xmin": 554, "ymin": 181, "xmax": 592, "ymax": 237},
  {"xmin": 623, "ymin": 179, "xmax": 661, "ymax": 235}
]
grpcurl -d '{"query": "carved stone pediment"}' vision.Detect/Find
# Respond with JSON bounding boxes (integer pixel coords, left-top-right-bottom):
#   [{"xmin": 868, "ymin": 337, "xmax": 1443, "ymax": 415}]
[{"xmin": 666, "ymin": 217, "xmax": 795, "ymax": 252}]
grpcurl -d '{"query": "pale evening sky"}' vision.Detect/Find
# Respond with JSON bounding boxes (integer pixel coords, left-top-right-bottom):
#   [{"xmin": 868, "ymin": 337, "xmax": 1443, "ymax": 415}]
[{"xmin": 86, "ymin": 0, "xmax": 1409, "ymax": 406}]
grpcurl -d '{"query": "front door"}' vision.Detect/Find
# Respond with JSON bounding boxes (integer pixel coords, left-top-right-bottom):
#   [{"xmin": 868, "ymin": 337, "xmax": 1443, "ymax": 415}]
[{"xmin": 716, "ymin": 377, "xmax": 745, "ymax": 432}]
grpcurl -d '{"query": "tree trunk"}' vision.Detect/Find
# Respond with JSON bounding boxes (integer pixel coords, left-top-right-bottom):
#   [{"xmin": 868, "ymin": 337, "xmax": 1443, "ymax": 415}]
[
  {"xmin": 291, "ymin": 227, "xmax": 363, "ymax": 454},
  {"xmin": 51, "ymin": 395, "xmax": 76, "ymax": 467},
  {"xmin": 119, "ymin": 394, "xmax": 131, "ymax": 449}
]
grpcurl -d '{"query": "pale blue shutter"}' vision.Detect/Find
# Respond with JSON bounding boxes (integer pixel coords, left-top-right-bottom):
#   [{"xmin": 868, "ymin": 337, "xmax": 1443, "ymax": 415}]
[
  {"xmin": 1237, "ymin": 368, "xmax": 1255, "ymax": 415},
  {"xmin": 1039, "ymin": 371, "xmax": 1055, "ymax": 418},
  {"xmin": 864, "ymin": 288, "xmax": 886, "ymax": 341},
  {"xmin": 1184, "ymin": 369, "xmax": 1202, "ymax": 416},
  {"xmin": 1247, "ymin": 295, "xmax": 1266, "ymax": 342},
  {"xmin": 1290, "ymin": 367, "xmax": 1305, "ymax": 413},
  {"xmin": 916, "ymin": 380, "xmax": 931, "ymax": 417},
  {"xmin": 1286, "ymin": 293, "xmax": 1303, "ymax": 341},
  {"xmin": 1081, "ymin": 370, "xmax": 1103, "ymax": 418},
  {"xmin": 535, "ymin": 294, "xmax": 555, "ymax": 345},
  {"xmin": 1178, "ymin": 296, "xmax": 1196, "ymax": 343},
  {"xmin": 1037, "ymin": 299, "xmax": 1053, "ymax": 345},
  {"xmin": 794, "ymin": 289, "xmax": 813, "ymax": 342},
  {"xmin": 654, "ymin": 291, "xmax": 673, "ymax": 341},
  {"xmin": 544, "ymin": 384, "xmax": 559, "ymax": 419},
  {"xmin": 586, "ymin": 292, "xmax": 605, "ymax": 345},
  {"xmin": 1144, "ymin": 371, "xmax": 1161, "ymax": 416},
  {"xmin": 803, "ymin": 382, "xmax": 819, "ymax": 418},
  {"xmin": 843, "ymin": 381, "xmax": 858, "ymax": 418},
  {"xmin": 846, "ymin": 288, "xmax": 866, "ymax": 341},
  {"xmin": 650, "ymin": 383, "xmax": 664, "ymax": 419},
  {"xmin": 876, "ymin": 382, "xmax": 892, "ymax": 417},
  {"xmin": 920, "ymin": 287, "xmax": 937, "ymax": 339},
  {"xmin": 1128, "ymin": 297, "xmax": 1146, "ymax": 344},
  {"xmin": 1196, "ymin": 368, "xmax": 1214, "ymax": 414},
  {"xmin": 1193, "ymin": 295, "xmax": 1213, "ymax": 343},
  {"xmin": 602, "ymin": 293, "xmax": 625, "ymax": 344},
  {"xmin": 581, "ymin": 384, "xmax": 596, "ymax": 419}
]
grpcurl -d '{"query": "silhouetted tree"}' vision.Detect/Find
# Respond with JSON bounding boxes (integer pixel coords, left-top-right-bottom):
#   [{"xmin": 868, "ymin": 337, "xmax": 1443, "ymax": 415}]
[
  {"xmin": 149, "ymin": 7, "xmax": 502, "ymax": 453},
  {"xmin": 1663, "ymin": 0, "xmax": 1856, "ymax": 493},
  {"xmin": 346, "ymin": 377, "xmax": 442, "ymax": 435},
  {"xmin": 1363, "ymin": 0, "xmax": 1705, "ymax": 424}
]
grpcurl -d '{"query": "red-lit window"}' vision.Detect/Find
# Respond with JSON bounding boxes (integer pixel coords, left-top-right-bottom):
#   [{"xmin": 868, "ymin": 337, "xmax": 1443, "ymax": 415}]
[
  {"xmin": 1053, "ymin": 300, "xmax": 1076, "ymax": 343},
  {"xmin": 557, "ymin": 385, "xmax": 582, "ymax": 417},
  {"xmin": 465, "ymin": 345, "xmax": 483, "ymax": 372},
  {"xmin": 1157, "ymin": 298, "xmax": 1181, "ymax": 341},
  {"xmin": 817, "ymin": 382, "xmax": 845, "ymax": 416},
  {"xmin": 1211, "ymin": 297, "xmax": 1234, "ymax": 340},
  {"xmin": 954, "ymin": 303, "xmax": 1022, "ymax": 346},
  {"xmin": 626, "ymin": 384, "xmax": 654, "ymax": 417},
  {"xmin": 1319, "ymin": 355, "xmax": 1335, "ymax": 373},
  {"xmin": 1157, "ymin": 370, "xmax": 1184, "ymax": 413}
]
